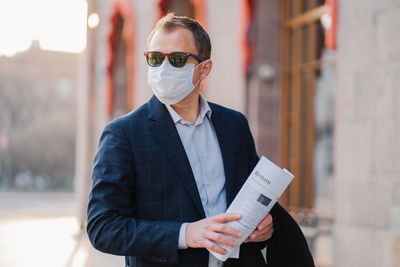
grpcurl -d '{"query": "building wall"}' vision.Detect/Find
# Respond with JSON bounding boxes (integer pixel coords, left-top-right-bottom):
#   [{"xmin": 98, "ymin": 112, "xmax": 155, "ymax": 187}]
[
  {"xmin": 334, "ymin": 1, "xmax": 400, "ymax": 266},
  {"xmin": 131, "ymin": 0, "xmax": 159, "ymax": 108},
  {"xmin": 247, "ymin": 0, "xmax": 281, "ymax": 163},
  {"xmin": 206, "ymin": 0, "xmax": 245, "ymax": 113},
  {"xmin": 91, "ymin": 0, "xmax": 113, "ymax": 143}
]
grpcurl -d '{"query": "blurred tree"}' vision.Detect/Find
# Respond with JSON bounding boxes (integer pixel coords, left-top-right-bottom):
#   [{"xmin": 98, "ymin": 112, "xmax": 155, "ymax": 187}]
[{"xmin": 0, "ymin": 44, "xmax": 77, "ymax": 190}]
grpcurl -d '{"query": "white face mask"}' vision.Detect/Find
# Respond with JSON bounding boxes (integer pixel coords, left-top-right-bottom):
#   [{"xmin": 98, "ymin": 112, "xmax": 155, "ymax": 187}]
[{"xmin": 147, "ymin": 61, "xmax": 201, "ymax": 105}]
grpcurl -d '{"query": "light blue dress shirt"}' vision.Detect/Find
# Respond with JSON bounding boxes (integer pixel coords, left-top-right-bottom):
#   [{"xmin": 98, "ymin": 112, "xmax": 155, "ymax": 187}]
[{"xmin": 166, "ymin": 94, "xmax": 227, "ymax": 267}]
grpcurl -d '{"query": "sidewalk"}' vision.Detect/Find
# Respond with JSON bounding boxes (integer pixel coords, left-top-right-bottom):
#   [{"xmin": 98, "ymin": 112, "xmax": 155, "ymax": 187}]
[
  {"xmin": 0, "ymin": 191, "xmax": 332, "ymax": 267},
  {"xmin": 0, "ymin": 192, "xmax": 123, "ymax": 267}
]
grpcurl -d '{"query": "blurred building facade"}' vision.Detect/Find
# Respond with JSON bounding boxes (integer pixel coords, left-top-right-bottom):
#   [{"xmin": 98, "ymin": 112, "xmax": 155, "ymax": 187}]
[
  {"xmin": 0, "ymin": 40, "xmax": 78, "ymax": 190},
  {"xmin": 76, "ymin": 0, "xmax": 400, "ymax": 266}
]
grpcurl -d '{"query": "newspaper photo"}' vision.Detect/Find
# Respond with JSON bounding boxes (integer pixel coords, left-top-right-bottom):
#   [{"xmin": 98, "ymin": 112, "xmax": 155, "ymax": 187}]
[{"xmin": 209, "ymin": 156, "xmax": 294, "ymax": 262}]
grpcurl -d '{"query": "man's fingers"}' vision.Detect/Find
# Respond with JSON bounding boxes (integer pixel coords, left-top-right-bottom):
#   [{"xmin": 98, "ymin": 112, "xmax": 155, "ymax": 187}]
[
  {"xmin": 210, "ymin": 224, "xmax": 242, "ymax": 239},
  {"xmin": 203, "ymin": 239, "xmax": 227, "ymax": 255},
  {"xmin": 257, "ymin": 229, "xmax": 273, "ymax": 241},
  {"xmin": 204, "ymin": 231, "xmax": 238, "ymax": 248},
  {"xmin": 257, "ymin": 214, "xmax": 273, "ymax": 230},
  {"xmin": 213, "ymin": 213, "xmax": 241, "ymax": 223},
  {"xmin": 245, "ymin": 226, "xmax": 274, "ymax": 242}
]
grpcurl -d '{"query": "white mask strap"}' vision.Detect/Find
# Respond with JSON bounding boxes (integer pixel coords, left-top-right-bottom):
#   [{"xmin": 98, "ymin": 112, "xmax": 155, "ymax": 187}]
[{"xmin": 193, "ymin": 61, "xmax": 204, "ymax": 88}]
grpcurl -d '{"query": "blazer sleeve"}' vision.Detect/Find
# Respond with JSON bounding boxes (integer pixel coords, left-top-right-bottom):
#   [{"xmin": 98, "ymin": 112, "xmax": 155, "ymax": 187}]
[{"xmin": 86, "ymin": 122, "xmax": 182, "ymax": 265}]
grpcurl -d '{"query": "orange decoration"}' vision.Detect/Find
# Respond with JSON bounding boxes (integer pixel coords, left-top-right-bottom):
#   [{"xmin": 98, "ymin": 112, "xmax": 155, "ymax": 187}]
[
  {"xmin": 190, "ymin": 0, "xmax": 207, "ymax": 29},
  {"xmin": 156, "ymin": 0, "xmax": 170, "ymax": 21},
  {"xmin": 325, "ymin": 0, "xmax": 337, "ymax": 50},
  {"xmin": 241, "ymin": 0, "xmax": 254, "ymax": 75},
  {"xmin": 106, "ymin": 0, "xmax": 136, "ymax": 117}
]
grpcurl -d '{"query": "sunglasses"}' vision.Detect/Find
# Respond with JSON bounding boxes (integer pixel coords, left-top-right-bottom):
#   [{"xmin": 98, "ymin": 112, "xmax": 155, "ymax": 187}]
[{"xmin": 144, "ymin": 51, "xmax": 205, "ymax": 68}]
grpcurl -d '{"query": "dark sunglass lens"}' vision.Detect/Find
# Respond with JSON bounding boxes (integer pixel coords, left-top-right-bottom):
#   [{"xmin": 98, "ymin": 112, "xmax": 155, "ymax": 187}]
[
  {"xmin": 147, "ymin": 52, "xmax": 164, "ymax": 66},
  {"xmin": 169, "ymin": 53, "xmax": 188, "ymax": 67}
]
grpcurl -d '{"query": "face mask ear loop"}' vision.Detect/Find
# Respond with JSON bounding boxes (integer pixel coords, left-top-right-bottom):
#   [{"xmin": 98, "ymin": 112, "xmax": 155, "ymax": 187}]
[
  {"xmin": 194, "ymin": 61, "xmax": 203, "ymax": 70},
  {"xmin": 193, "ymin": 61, "xmax": 204, "ymax": 89},
  {"xmin": 193, "ymin": 78, "xmax": 201, "ymax": 90}
]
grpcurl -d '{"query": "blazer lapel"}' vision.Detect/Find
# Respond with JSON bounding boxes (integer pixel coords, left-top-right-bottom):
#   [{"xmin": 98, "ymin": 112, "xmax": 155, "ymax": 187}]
[
  {"xmin": 147, "ymin": 96, "xmax": 206, "ymax": 218},
  {"xmin": 209, "ymin": 105, "xmax": 236, "ymax": 206}
]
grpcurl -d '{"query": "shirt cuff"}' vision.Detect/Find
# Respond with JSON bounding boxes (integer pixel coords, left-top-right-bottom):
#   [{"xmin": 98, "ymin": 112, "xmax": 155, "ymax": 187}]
[{"xmin": 178, "ymin": 223, "xmax": 189, "ymax": 249}]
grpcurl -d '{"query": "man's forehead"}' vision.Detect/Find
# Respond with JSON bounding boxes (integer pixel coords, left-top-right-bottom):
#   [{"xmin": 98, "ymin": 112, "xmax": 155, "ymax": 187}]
[{"xmin": 149, "ymin": 27, "xmax": 197, "ymax": 53}]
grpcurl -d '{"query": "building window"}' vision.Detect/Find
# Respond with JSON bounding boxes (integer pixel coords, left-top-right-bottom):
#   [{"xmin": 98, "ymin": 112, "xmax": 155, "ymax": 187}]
[{"xmin": 281, "ymin": 0, "xmax": 335, "ymax": 211}]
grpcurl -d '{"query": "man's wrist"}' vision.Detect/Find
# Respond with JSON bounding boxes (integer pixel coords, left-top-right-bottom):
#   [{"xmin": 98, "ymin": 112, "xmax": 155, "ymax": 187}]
[{"xmin": 178, "ymin": 223, "xmax": 189, "ymax": 249}]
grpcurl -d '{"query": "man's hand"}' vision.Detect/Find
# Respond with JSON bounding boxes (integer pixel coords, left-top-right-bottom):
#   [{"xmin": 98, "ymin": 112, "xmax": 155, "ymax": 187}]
[
  {"xmin": 186, "ymin": 213, "xmax": 243, "ymax": 255},
  {"xmin": 244, "ymin": 214, "xmax": 274, "ymax": 243}
]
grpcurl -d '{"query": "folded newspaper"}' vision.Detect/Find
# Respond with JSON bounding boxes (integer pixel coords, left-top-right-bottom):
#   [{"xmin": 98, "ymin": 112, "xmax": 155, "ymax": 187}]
[{"xmin": 209, "ymin": 156, "xmax": 294, "ymax": 262}]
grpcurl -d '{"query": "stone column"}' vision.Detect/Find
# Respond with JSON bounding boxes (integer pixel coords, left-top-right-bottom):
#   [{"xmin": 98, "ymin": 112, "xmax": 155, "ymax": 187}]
[{"xmin": 334, "ymin": 1, "xmax": 400, "ymax": 266}]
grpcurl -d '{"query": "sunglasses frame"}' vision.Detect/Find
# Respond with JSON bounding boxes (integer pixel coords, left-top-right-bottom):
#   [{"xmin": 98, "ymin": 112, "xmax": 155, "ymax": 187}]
[{"xmin": 144, "ymin": 51, "xmax": 205, "ymax": 68}]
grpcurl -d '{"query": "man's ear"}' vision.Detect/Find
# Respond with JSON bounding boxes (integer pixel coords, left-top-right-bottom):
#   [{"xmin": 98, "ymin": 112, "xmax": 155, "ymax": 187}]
[{"xmin": 199, "ymin": 59, "xmax": 212, "ymax": 80}]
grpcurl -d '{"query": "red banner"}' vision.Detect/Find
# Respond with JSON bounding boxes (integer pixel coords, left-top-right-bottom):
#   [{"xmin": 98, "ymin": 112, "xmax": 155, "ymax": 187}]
[{"xmin": 325, "ymin": 0, "xmax": 337, "ymax": 50}]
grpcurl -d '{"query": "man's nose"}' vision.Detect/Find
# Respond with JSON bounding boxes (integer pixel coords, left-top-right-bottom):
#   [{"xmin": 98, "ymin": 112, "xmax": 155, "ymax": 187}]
[{"xmin": 163, "ymin": 53, "xmax": 170, "ymax": 63}]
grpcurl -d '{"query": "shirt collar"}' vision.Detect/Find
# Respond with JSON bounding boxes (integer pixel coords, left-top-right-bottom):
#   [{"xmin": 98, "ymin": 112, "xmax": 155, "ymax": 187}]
[{"xmin": 165, "ymin": 93, "xmax": 212, "ymax": 124}]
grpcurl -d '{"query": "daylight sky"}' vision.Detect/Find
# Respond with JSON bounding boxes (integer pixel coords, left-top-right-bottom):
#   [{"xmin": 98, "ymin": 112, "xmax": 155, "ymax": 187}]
[{"xmin": 0, "ymin": 0, "xmax": 87, "ymax": 56}]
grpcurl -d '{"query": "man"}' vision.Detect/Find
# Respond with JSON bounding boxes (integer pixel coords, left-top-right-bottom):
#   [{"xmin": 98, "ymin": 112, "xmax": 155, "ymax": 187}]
[{"xmin": 87, "ymin": 13, "xmax": 314, "ymax": 267}]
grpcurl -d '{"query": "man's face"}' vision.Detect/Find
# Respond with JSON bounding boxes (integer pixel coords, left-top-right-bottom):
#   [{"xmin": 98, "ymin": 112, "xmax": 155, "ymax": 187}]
[{"xmin": 148, "ymin": 27, "xmax": 202, "ymax": 86}]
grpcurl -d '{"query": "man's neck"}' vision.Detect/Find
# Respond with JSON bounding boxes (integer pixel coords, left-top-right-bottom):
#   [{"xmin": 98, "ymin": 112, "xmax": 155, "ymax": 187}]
[{"xmin": 170, "ymin": 90, "xmax": 200, "ymax": 123}]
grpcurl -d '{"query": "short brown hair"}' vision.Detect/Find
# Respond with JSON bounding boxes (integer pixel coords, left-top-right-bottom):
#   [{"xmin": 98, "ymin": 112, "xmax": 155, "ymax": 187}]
[{"xmin": 148, "ymin": 13, "xmax": 211, "ymax": 59}]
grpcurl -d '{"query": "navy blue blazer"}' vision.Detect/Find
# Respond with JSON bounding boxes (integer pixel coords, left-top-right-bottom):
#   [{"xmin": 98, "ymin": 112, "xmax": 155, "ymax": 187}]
[{"xmin": 87, "ymin": 96, "xmax": 314, "ymax": 267}]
